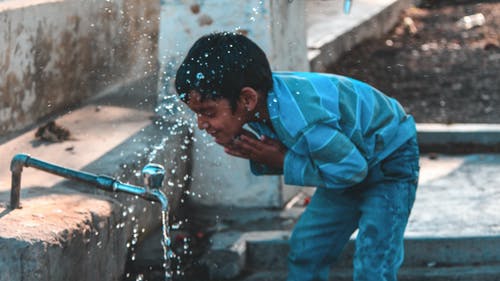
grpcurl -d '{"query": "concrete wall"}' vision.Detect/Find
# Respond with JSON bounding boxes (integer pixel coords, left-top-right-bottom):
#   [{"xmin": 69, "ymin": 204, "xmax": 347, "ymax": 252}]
[
  {"xmin": 0, "ymin": 0, "xmax": 159, "ymax": 137},
  {"xmin": 156, "ymin": 0, "xmax": 308, "ymax": 208}
]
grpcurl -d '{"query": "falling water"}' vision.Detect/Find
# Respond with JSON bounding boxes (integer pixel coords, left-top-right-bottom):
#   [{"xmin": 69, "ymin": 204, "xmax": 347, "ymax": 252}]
[
  {"xmin": 160, "ymin": 208, "xmax": 174, "ymax": 281},
  {"xmin": 147, "ymin": 187, "xmax": 175, "ymax": 281}
]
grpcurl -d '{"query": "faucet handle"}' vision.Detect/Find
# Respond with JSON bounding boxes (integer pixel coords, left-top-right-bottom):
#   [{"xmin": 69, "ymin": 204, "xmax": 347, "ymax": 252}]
[{"xmin": 142, "ymin": 163, "xmax": 165, "ymax": 190}]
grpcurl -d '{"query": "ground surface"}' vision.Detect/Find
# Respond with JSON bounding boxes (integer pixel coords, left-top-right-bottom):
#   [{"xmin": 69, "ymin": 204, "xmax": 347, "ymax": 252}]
[{"xmin": 327, "ymin": 0, "xmax": 500, "ymax": 124}]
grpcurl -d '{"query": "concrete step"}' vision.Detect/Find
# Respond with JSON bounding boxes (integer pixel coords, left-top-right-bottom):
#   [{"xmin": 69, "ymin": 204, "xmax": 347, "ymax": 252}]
[
  {"xmin": 233, "ymin": 264, "xmax": 500, "ymax": 281},
  {"xmin": 417, "ymin": 123, "xmax": 500, "ymax": 153},
  {"xmin": 244, "ymin": 231, "xmax": 500, "ymax": 269},
  {"xmin": 202, "ymin": 225, "xmax": 500, "ymax": 281},
  {"xmin": 0, "ymin": 83, "xmax": 192, "ymax": 281},
  {"xmin": 200, "ymin": 228, "xmax": 500, "ymax": 280}
]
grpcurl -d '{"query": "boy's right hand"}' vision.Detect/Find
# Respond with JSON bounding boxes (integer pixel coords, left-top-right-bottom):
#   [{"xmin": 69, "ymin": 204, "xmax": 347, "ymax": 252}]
[{"xmin": 224, "ymin": 130, "xmax": 287, "ymax": 170}]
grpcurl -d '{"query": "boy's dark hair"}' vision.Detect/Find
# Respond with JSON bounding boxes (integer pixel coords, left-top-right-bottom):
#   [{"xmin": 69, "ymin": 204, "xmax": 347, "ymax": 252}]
[{"xmin": 175, "ymin": 32, "xmax": 273, "ymax": 111}]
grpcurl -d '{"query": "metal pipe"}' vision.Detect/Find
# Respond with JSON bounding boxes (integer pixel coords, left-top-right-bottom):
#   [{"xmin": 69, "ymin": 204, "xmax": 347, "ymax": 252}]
[{"xmin": 10, "ymin": 153, "xmax": 167, "ymax": 210}]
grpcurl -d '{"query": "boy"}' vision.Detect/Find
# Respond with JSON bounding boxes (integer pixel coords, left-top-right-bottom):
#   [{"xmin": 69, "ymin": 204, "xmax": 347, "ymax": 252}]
[{"xmin": 175, "ymin": 32, "xmax": 419, "ymax": 281}]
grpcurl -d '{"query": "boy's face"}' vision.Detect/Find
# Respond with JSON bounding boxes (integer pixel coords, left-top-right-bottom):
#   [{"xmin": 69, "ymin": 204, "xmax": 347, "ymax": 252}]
[{"xmin": 186, "ymin": 91, "xmax": 247, "ymax": 146}]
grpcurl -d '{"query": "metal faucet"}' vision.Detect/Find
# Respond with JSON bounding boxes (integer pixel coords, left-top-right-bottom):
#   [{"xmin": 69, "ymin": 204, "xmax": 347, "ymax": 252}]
[{"xmin": 9, "ymin": 153, "xmax": 168, "ymax": 210}]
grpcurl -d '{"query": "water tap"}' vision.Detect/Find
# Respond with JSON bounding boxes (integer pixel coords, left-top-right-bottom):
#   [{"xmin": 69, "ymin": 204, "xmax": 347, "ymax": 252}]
[
  {"xmin": 9, "ymin": 153, "xmax": 169, "ymax": 209},
  {"xmin": 142, "ymin": 163, "xmax": 166, "ymax": 190}
]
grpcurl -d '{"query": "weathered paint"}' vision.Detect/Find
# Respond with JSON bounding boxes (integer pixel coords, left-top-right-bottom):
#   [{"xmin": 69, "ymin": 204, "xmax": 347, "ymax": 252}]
[{"xmin": 0, "ymin": 0, "xmax": 160, "ymax": 136}]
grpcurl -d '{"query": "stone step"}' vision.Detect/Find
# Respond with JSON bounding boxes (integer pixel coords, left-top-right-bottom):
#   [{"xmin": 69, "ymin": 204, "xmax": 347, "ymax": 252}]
[
  {"xmin": 417, "ymin": 123, "xmax": 500, "ymax": 153},
  {"xmin": 200, "ymin": 229, "xmax": 500, "ymax": 280},
  {"xmin": 244, "ymin": 231, "xmax": 500, "ymax": 269},
  {"xmin": 233, "ymin": 264, "xmax": 500, "ymax": 281}
]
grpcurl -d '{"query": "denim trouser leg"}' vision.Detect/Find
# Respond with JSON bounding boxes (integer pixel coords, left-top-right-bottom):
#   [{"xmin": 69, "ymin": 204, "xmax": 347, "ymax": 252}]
[
  {"xmin": 287, "ymin": 188, "xmax": 360, "ymax": 281},
  {"xmin": 287, "ymin": 137, "xmax": 419, "ymax": 281},
  {"xmin": 353, "ymin": 177, "xmax": 417, "ymax": 280}
]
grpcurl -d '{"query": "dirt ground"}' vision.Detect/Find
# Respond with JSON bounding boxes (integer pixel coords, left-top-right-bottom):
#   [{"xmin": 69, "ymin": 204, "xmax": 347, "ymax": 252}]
[{"xmin": 327, "ymin": 0, "xmax": 500, "ymax": 124}]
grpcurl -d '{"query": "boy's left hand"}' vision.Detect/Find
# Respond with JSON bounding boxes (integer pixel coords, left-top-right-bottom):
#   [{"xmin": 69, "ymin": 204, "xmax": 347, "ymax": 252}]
[{"xmin": 224, "ymin": 131, "xmax": 287, "ymax": 169}]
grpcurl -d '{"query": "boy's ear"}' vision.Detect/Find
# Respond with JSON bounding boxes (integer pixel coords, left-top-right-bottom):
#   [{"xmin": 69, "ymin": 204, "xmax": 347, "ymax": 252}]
[{"xmin": 239, "ymin": 87, "xmax": 260, "ymax": 111}]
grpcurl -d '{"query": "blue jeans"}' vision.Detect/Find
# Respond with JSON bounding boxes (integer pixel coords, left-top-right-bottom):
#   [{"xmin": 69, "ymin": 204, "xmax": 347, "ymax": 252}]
[{"xmin": 287, "ymin": 137, "xmax": 419, "ymax": 281}]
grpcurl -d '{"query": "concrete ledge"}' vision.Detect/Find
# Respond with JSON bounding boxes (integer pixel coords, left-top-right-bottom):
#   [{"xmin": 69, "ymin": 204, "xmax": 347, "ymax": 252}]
[
  {"xmin": 307, "ymin": 0, "xmax": 417, "ymax": 72},
  {"xmin": 417, "ymin": 123, "xmax": 500, "ymax": 144},
  {"xmin": 200, "ymin": 231, "xmax": 247, "ymax": 280},
  {"xmin": 200, "ymin": 231, "xmax": 293, "ymax": 280},
  {"xmin": 417, "ymin": 123, "xmax": 500, "ymax": 145},
  {"xmin": 237, "ymin": 264, "xmax": 500, "ymax": 281},
  {"xmin": 0, "ymin": 95, "xmax": 192, "ymax": 281},
  {"xmin": 213, "ymin": 230, "xmax": 500, "ymax": 271},
  {"xmin": 417, "ymin": 123, "xmax": 500, "ymax": 153}
]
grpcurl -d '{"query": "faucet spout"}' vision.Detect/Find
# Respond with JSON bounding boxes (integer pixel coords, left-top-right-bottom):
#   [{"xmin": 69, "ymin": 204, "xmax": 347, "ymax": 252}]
[
  {"xmin": 111, "ymin": 181, "xmax": 168, "ymax": 209},
  {"xmin": 151, "ymin": 189, "xmax": 169, "ymax": 211},
  {"xmin": 140, "ymin": 163, "xmax": 169, "ymax": 210},
  {"xmin": 9, "ymin": 153, "xmax": 169, "ymax": 210}
]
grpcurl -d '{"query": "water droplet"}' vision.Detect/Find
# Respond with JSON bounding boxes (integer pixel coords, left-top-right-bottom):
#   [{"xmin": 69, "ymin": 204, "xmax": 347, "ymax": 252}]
[
  {"xmin": 196, "ymin": 72, "xmax": 205, "ymax": 80},
  {"xmin": 127, "ymin": 205, "xmax": 135, "ymax": 213}
]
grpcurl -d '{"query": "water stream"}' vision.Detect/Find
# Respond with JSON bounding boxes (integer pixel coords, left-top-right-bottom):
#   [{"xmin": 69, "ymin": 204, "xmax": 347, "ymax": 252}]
[
  {"xmin": 149, "ymin": 188, "xmax": 175, "ymax": 281},
  {"xmin": 160, "ymin": 208, "xmax": 174, "ymax": 281}
]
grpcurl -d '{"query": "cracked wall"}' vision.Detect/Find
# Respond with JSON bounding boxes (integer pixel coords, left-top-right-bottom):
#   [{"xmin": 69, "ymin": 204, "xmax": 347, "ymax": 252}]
[{"xmin": 0, "ymin": 0, "xmax": 159, "ymax": 136}]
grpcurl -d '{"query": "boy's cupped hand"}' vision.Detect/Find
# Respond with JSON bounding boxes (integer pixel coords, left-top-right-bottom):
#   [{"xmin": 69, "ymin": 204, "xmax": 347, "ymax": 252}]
[{"xmin": 224, "ymin": 130, "xmax": 287, "ymax": 169}]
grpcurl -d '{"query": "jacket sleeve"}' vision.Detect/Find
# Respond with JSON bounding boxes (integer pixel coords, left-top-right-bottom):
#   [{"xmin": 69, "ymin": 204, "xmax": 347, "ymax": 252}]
[{"xmin": 283, "ymin": 123, "xmax": 368, "ymax": 189}]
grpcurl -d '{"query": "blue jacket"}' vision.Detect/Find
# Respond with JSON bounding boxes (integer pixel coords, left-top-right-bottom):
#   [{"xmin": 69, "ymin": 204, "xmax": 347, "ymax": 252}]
[{"xmin": 248, "ymin": 72, "xmax": 416, "ymax": 189}]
